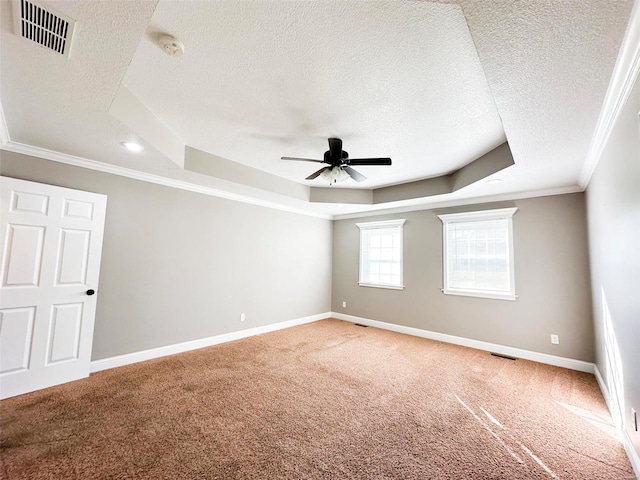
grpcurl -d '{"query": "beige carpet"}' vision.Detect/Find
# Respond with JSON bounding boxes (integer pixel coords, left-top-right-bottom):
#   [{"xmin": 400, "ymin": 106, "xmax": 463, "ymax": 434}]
[{"xmin": 0, "ymin": 319, "xmax": 634, "ymax": 479}]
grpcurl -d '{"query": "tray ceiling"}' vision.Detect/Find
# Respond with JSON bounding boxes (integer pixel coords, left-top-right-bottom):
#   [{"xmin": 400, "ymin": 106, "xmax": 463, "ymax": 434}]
[{"xmin": 0, "ymin": 0, "xmax": 634, "ymax": 217}]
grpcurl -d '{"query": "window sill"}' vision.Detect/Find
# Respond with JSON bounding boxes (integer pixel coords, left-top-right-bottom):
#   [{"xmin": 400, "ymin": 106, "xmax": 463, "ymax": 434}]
[
  {"xmin": 358, "ymin": 282, "xmax": 404, "ymax": 291},
  {"xmin": 442, "ymin": 288, "xmax": 516, "ymax": 301}
]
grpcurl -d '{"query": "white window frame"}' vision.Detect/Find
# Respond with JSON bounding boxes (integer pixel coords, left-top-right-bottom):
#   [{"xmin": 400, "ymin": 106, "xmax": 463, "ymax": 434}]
[
  {"xmin": 437, "ymin": 208, "xmax": 517, "ymax": 301},
  {"xmin": 356, "ymin": 219, "xmax": 405, "ymax": 290}
]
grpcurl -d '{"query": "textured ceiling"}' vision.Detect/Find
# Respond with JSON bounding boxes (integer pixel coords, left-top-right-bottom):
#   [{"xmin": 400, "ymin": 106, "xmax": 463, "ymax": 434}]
[
  {"xmin": 456, "ymin": 0, "xmax": 634, "ymax": 191},
  {"xmin": 0, "ymin": 0, "xmax": 634, "ymax": 217},
  {"xmin": 123, "ymin": 1, "xmax": 505, "ymax": 188}
]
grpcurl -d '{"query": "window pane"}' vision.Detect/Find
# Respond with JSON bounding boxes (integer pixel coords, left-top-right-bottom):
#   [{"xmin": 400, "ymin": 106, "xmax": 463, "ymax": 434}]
[
  {"xmin": 445, "ymin": 216, "xmax": 512, "ymax": 294},
  {"xmin": 358, "ymin": 221, "xmax": 404, "ymax": 288},
  {"xmin": 380, "ymin": 248, "xmax": 393, "ymax": 261}
]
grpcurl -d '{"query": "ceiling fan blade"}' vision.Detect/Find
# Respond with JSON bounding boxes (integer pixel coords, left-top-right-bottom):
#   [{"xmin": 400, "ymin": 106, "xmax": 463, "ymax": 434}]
[
  {"xmin": 328, "ymin": 137, "xmax": 343, "ymax": 163},
  {"xmin": 348, "ymin": 158, "xmax": 392, "ymax": 166},
  {"xmin": 281, "ymin": 156, "xmax": 324, "ymax": 163},
  {"xmin": 306, "ymin": 167, "xmax": 329, "ymax": 180},
  {"xmin": 344, "ymin": 166, "xmax": 367, "ymax": 182}
]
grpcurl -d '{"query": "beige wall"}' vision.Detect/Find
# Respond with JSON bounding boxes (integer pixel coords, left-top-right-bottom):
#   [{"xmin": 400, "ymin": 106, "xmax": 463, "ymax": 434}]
[
  {"xmin": 0, "ymin": 151, "xmax": 332, "ymax": 360},
  {"xmin": 586, "ymin": 72, "xmax": 640, "ymax": 457},
  {"xmin": 332, "ymin": 193, "xmax": 594, "ymax": 361}
]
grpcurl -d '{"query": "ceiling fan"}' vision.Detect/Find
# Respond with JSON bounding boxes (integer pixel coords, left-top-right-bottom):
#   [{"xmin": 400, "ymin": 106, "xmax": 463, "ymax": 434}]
[{"xmin": 281, "ymin": 137, "xmax": 392, "ymax": 184}]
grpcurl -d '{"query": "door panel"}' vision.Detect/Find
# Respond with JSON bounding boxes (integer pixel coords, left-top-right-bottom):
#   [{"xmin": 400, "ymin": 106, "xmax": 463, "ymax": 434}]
[
  {"xmin": 0, "ymin": 176, "xmax": 107, "ymax": 399},
  {"xmin": 47, "ymin": 303, "xmax": 83, "ymax": 364},
  {"xmin": 56, "ymin": 229, "xmax": 91, "ymax": 285},
  {"xmin": 63, "ymin": 199, "xmax": 93, "ymax": 220},
  {"xmin": 3, "ymin": 224, "xmax": 45, "ymax": 287},
  {"xmin": 0, "ymin": 307, "xmax": 35, "ymax": 373},
  {"xmin": 10, "ymin": 190, "xmax": 49, "ymax": 215}
]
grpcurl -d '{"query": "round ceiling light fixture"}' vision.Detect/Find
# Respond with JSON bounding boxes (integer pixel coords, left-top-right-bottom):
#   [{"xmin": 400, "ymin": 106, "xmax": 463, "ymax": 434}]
[
  {"xmin": 158, "ymin": 34, "xmax": 184, "ymax": 57},
  {"xmin": 121, "ymin": 141, "xmax": 144, "ymax": 152}
]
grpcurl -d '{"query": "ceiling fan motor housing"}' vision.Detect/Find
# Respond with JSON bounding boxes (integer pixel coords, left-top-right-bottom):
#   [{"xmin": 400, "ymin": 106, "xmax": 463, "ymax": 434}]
[{"xmin": 324, "ymin": 149, "xmax": 349, "ymax": 166}]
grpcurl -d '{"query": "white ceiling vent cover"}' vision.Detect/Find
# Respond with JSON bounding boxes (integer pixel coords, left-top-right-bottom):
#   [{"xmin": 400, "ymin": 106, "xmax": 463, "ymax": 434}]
[{"xmin": 12, "ymin": 0, "xmax": 76, "ymax": 57}]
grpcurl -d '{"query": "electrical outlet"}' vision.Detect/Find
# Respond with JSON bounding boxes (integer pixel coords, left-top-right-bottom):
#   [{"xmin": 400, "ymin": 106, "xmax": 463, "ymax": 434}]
[
  {"xmin": 240, "ymin": 313, "xmax": 245, "ymax": 322},
  {"xmin": 550, "ymin": 334, "xmax": 559, "ymax": 345},
  {"xmin": 342, "ymin": 301, "xmax": 347, "ymax": 308},
  {"xmin": 633, "ymin": 408, "xmax": 638, "ymax": 432}
]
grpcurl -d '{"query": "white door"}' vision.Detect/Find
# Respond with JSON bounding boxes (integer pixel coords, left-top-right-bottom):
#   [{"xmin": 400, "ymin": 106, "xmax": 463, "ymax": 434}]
[{"xmin": 0, "ymin": 176, "xmax": 107, "ymax": 399}]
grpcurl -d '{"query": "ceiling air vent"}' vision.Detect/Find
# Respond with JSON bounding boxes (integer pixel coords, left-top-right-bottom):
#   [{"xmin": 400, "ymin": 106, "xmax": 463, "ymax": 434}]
[{"xmin": 12, "ymin": 0, "xmax": 76, "ymax": 57}]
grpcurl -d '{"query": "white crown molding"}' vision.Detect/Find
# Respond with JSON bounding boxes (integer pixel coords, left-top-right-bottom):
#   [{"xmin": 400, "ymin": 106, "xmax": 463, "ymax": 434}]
[
  {"xmin": 3, "ymin": 137, "xmax": 586, "ymax": 222},
  {"xmin": 1, "ymin": 140, "xmax": 333, "ymax": 220},
  {"xmin": 0, "ymin": 101, "xmax": 10, "ymax": 146},
  {"xmin": 91, "ymin": 312, "xmax": 330, "ymax": 373},
  {"xmin": 333, "ymin": 185, "xmax": 583, "ymax": 220},
  {"xmin": 579, "ymin": 2, "xmax": 640, "ymax": 188},
  {"xmin": 332, "ymin": 312, "xmax": 595, "ymax": 373}
]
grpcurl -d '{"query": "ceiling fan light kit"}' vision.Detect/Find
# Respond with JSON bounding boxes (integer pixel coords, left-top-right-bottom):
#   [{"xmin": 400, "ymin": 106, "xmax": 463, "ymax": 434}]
[
  {"xmin": 281, "ymin": 137, "xmax": 392, "ymax": 185},
  {"xmin": 321, "ymin": 166, "xmax": 351, "ymax": 184}
]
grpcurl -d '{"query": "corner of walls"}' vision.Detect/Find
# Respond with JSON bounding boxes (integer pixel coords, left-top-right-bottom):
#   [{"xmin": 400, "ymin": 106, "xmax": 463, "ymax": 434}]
[
  {"xmin": 2, "ymin": 151, "xmax": 334, "ymax": 364},
  {"xmin": 594, "ymin": 365, "xmax": 640, "ymax": 479},
  {"xmin": 581, "ymin": 3, "xmax": 640, "ymax": 473}
]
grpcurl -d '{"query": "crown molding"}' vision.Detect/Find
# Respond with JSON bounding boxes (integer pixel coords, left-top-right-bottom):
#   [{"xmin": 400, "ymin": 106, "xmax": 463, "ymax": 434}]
[
  {"xmin": 332, "ymin": 184, "xmax": 584, "ymax": 220},
  {"xmin": 579, "ymin": 1, "xmax": 640, "ymax": 188},
  {"xmin": 2, "ymin": 139, "xmax": 586, "ymax": 223},
  {"xmin": 1, "ymin": 141, "xmax": 333, "ymax": 220}
]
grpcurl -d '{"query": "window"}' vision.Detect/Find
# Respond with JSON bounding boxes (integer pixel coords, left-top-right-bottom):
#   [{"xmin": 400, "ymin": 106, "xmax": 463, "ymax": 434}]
[
  {"xmin": 438, "ymin": 208, "xmax": 517, "ymax": 300},
  {"xmin": 356, "ymin": 219, "xmax": 405, "ymax": 290}
]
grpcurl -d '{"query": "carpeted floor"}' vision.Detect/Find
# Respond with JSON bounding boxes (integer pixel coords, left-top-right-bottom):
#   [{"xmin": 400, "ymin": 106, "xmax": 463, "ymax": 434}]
[{"xmin": 0, "ymin": 319, "xmax": 635, "ymax": 479}]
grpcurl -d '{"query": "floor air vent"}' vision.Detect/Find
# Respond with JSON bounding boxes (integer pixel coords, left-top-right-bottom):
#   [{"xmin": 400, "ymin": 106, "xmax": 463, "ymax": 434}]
[
  {"xmin": 13, "ymin": 0, "xmax": 76, "ymax": 57},
  {"xmin": 490, "ymin": 352, "xmax": 517, "ymax": 361}
]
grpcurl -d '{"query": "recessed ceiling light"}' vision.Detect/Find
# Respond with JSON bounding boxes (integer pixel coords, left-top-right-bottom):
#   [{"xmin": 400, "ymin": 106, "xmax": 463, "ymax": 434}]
[
  {"xmin": 121, "ymin": 141, "xmax": 144, "ymax": 152},
  {"xmin": 486, "ymin": 178, "xmax": 503, "ymax": 184}
]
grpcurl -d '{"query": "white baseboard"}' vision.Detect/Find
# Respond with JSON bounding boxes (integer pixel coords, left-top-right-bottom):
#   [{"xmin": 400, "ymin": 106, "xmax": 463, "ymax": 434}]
[
  {"xmin": 331, "ymin": 312, "xmax": 595, "ymax": 373},
  {"xmin": 623, "ymin": 429, "xmax": 640, "ymax": 479},
  {"xmin": 594, "ymin": 365, "xmax": 614, "ymax": 421},
  {"xmin": 90, "ymin": 312, "xmax": 330, "ymax": 373},
  {"xmin": 594, "ymin": 365, "xmax": 640, "ymax": 479}
]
